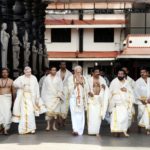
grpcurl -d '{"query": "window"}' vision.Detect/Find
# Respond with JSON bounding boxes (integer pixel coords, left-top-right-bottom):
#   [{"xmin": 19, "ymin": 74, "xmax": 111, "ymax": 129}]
[
  {"xmin": 51, "ymin": 28, "xmax": 71, "ymax": 42},
  {"xmin": 94, "ymin": 28, "xmax": 114, "ymax": 42}
]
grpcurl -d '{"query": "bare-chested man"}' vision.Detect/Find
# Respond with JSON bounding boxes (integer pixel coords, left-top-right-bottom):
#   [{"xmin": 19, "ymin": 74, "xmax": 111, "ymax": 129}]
[
  {"xmin": 0, "ymin": 68, "xmax": 13, "ymax": 135},
  {"xmin": 57, "ymin": 62, "xmax": 72, "ymax": 127},
  {"xmin": 87, "ymin": 67, "xmax": 109, "ymax": 136}
]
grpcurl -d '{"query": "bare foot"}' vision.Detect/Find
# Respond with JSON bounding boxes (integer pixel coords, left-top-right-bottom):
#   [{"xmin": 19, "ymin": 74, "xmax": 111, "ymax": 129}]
[
  {"xmin": 146, "ymin": 131, "xmax": 150, "ymax": 135},
  {"xmin": 72, "ymin": 132, "xmax": 78, "ymax": 136},
  {"xmin": 46, "ymin": 126, "xmax": 50, "ymax": 131},
  {"xmin": 46, "ymin": 120, "xmax": 50, "ymax": 131},
  {"xmin": 52, "ymin": 124, "xmax": 58, "ymax": 131},
  {"xmin": 53, "ymin": 127, "xmax": 58, "ymax": 131},
  {"xmin": 4, "ymin": 129, "xmax": 8, "ymax": 135},
  {"xmin": 124, "ymin": 132, "xmax": 130, "ymax": 137},
  {"xmin": 31, "ymin": 130, "xmax": 35, "ymax": 134}
]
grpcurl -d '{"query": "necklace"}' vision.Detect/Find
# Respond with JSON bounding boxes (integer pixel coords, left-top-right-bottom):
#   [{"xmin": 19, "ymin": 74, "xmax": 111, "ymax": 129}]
[{"xmin": 1, "ymin": 78, "xmax": 9, "ymax": 88}]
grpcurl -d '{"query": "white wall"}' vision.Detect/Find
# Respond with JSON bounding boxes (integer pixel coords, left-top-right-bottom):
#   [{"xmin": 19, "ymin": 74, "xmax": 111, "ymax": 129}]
[
  {"xmin": 45, "ymin": 28, "xmax": 124, "ymax": 52},
  {"xmin": 45, "ymin": 28, "xmax": 79, "ymax": 52},
  {"xmin": 128, "ymin": 35, "xmax": 150, "ymax": 48},
  {"xmin": 46, "ymin": 14, "xmax": 79, "ymax": 20},
  {"xmin": 83, "ymin": 14, "xmax": 125, "ymax": 20},
  {"xmin": 83, "ymin": 28, "xmax": 122, "ymax": 51}
]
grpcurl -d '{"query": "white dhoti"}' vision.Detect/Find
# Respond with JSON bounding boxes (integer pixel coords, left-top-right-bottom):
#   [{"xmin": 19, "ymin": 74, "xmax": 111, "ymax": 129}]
[
  {"xmin": 0, "ymin": 94, "xmax": 12, "ymax": 130},
  {"xmin": 87, "ymin": 95, "xmax": 102, "ymax": 135},
  {"xmin": 111, "ymin": 104, "xmax": 129, "ymax": 133},
  {"xmin": 60, "ymin": 87, "xmax": 69, "ymax": 119},
  {"xmin": 13, "ymin": 92, "xmax": 36, "ymax": 134},
  {"xmin": 138, "ymin": 104, "xmax": 150, "ymax": 130},
  {"xmin": 70, "ymin": 94, "xmax": 85, "ymax": 135},
  {"xmin": 45, "ymin": 97, "xmax": 61, "ymax": 120}
]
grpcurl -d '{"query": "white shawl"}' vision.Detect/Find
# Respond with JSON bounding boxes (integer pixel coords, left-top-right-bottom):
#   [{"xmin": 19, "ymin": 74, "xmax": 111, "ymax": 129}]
[
  {"xmin": 57, "ymin": 69, "xmax": 72, "ymax": 87},
  {"xmin": 13, "ymin": 75, "xmax": 46, "ymax": 120}
]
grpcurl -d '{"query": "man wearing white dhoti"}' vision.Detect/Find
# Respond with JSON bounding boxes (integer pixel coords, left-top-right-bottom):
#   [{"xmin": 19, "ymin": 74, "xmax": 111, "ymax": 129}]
[
  {"xmin": 57, "ymin": 62, "xmax": 72, "ymax": 126},
  {"xmin": 41, "ymin": 66, "xmax": 64, "ymax": 131},
  {"xmin": 134, "ymin": 68, "xmax": 150, "ymax": 135},
  {"xmin": 0, "ymin": 68, "xmax": 13, "ymax": 135},
  {"xmin": 68, "ymin": 65, "xmax": 89, "ymax": 136},
  {"xmin": 109, "ymin": 69, "xmax": 135, "ymax": 137},
  {"xmin": 12, "ymin": 67, "xmax": 46, "ymax": 134},
  {"xmin": 87, "ymin": 67, "xmax": 109, "ymax": 136}
]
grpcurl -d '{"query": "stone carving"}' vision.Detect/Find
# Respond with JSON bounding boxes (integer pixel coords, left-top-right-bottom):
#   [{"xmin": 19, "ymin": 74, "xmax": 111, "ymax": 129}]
[
  {"xmin": 24, "ymin": 42, "xmax": 31, "ymax": 67},
  {"xmin": 12, "ymin": 30, "xmax": 21, "ymax": 70},
  {"xmin": 0, "ymin": 23, "xmax": 10, "ymax": 67}
]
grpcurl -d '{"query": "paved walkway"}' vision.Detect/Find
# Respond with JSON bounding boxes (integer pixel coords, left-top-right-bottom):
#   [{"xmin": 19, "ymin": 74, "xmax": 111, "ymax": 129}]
[{"xmin": 0, "ymin": 122, "xmax": 150, "ymax": 150}]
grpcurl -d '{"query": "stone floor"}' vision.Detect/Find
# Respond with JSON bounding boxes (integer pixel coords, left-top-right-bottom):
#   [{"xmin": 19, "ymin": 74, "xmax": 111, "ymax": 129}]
[{"xmin": 0, "ymin": 120, "xmax": 150, "ymax": 150}]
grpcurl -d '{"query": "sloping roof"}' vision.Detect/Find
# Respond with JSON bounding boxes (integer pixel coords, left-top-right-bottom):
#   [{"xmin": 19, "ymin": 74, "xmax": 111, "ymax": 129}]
[
  {"xmin": 46, "ymin": 0, "xmax": 135, "ymax": 2},
  {"xmin": 46, "ymin": 0, "xmax": 149, "ymax": 3},
  {"xmin": 45, "ymin": 19, "xmax": 127, "ymax": 25},
  {"xmin": 47, "ymin": 51, "xmax": 118, "ymax": 58}
]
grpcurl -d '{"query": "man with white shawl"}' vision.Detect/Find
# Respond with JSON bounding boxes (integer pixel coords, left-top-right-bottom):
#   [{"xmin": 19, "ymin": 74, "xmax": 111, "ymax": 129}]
[
  {"xmin": 122, "ymin": 67, "xmax": 135, "ymax": 89},
  {"xmin": 87, "ymin": 67, "xmax": 109, "ymax": 136},
  {"xmin": 109, "ymin": 69, "xmax": 135, "ymax": 137},
  {"xmin": 134, "ymin": 68, "xmax": 150, "ymax": 135},
  {"xmin": 12, "ymin": 67, "xmax": 46, "ymax": 134},
  {"xmin": 41, "ymin": 66, "xmax": 64, "ymax": 131},
  {"xmin": 57, "ymin": 62, "xmax": 72, "ymax": 126},
  {"xmin": 0, "ymin": 68, "xmax": 13, "ymax": 135},
  {"xmin": 67, "ymin": 65, "xmax": 89, "ymax": 136}
]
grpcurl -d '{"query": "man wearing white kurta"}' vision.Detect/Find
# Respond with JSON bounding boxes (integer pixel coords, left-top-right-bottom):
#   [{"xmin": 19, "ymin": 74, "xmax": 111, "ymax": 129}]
[
  {"xmin": 122, "ymin": 67, "xmax": 135, "ymax": 89},
  {"xmin": 109, "ymin": 70, "xmax": 135, "ymax": 137},
  {"xmin": 87, "ymin": 67, "xmax": 109, "ymax": 136},
  {"xmin": 42, "ymin": 66, "xmax": 64, "ymax": 131},
  {"xmin": 134, "ymin": 68, "xmax": 150, "ymax": 135},
  {"xmin": 57, "ymin": 62, "xmax": 72, "ymax": 124},
  {"xmin": 0, "ymin": 68, "xmax": 13, "ymax": 135},
  {"xmin": 12, "ymin": 67, "xmax": 46, "ymax": 134},
  {"xmin": 68, "ymin": 66, "xmax": 89, "ymax": 136}
]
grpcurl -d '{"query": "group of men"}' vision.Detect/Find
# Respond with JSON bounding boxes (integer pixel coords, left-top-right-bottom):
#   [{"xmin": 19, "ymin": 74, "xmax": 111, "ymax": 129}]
[{"xmin": 0, "ymin": 62, "xmax": 150, "ymax": 138}]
